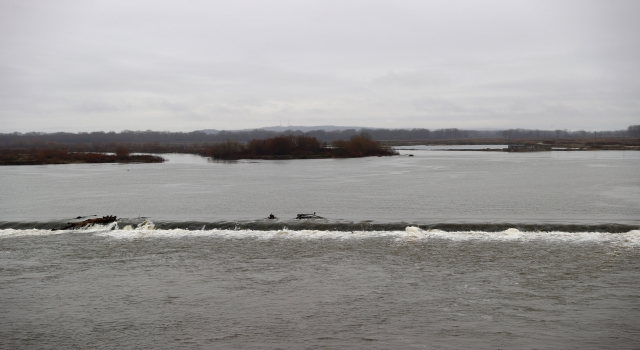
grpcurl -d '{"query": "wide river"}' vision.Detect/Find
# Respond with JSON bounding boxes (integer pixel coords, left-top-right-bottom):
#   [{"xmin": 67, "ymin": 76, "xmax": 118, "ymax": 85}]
[{"xmin": 1, "ymin": 149, "xmax": 639, "ymax": 349}]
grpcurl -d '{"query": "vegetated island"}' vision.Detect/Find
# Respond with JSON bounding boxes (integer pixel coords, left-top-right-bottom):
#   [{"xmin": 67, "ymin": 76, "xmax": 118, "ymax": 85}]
[
  {"xmin": 0, "ymin": 146, "xmax": 164, "ymax": 165},
  {"xmin": 200, "ymin": 134, "xmax": 398, "ymax": 160}
]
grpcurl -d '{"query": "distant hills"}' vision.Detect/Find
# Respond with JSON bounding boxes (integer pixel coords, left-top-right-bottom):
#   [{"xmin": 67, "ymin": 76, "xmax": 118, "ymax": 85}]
[
  {"xmin": 199, "ymin": 125, "xmax": 365, "ymax": 135},
  {"xmin": 260, "ymin": 125, "xmax": 365, "ymax": 132}
]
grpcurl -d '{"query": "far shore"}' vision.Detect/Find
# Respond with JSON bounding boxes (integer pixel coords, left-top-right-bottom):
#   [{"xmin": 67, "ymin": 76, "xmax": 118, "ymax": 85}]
[
  {"xmin": 1, "ymin": 136, "xmax": 638, "ymax": 165},
  {"xmin": 383, "ymin": 139, "xmax": 640, "ymax": 151}
]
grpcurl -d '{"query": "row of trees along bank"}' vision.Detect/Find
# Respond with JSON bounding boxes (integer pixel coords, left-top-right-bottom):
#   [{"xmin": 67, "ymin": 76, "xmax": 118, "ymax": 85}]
[{"xmin": 1, "ymin": 126, "xmax": 637, "ymax": 148}]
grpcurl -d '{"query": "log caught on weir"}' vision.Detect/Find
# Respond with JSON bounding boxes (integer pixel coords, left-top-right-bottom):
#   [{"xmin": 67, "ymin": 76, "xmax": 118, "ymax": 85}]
[
  {"xmin": 295, "ymin": 213, "xmax": 325, "ymax": 219},
  {"xmin": 61, "ymin": 215, "xmax": 117, "ymax": 230}
]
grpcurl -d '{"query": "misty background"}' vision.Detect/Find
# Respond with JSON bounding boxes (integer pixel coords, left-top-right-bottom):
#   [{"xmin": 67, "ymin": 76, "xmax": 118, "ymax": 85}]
[{"xmin": 1, "ymin": 0, "xmax": 639, "ymax": 132}]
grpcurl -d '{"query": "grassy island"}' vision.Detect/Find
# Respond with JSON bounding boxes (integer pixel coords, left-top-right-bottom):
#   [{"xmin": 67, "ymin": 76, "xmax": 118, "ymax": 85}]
[
  {"xmin": 0, "ymin": 147, "xmax": 164, "ymax": 165},
  {"xmin": 201, "ymin": 135, "xmax": 398, "ymax": 160}
]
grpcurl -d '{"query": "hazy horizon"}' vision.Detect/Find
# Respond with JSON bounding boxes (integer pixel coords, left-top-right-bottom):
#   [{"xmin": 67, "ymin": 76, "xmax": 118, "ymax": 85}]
[{"xmin": 2, "ymin": 0, "xmax": 639, "ymax": 133}]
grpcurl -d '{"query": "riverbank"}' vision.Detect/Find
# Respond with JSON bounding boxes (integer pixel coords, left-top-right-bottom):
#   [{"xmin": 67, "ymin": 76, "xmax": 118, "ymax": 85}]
[
  {"xmin": 0, "ymin": 149, "xmax": 165, "ymax": 165},
  {"xmin": 383, "ymin": 138, "xmax": 640, "ymax": 151}
]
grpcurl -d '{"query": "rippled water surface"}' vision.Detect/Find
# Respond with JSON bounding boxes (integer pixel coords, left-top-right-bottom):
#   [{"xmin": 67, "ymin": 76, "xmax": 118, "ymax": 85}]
[
  {"xmin": 1, "ymin": 151, "xmax": 639, "ymax": 349},
  {"xmin": 2, "ymin": 228, "xmax": 639, "ymax": 349}
]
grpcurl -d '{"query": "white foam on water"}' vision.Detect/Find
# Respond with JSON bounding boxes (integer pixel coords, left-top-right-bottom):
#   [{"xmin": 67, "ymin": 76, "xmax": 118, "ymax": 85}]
[
  {"xmin": 0, "ymin": 229, "xmax": 70, "ymax": 238},
  {"xmin": 0, "ymin": 222, "xmax": 119, "ymax": 238},
  {"xmin": 412, "ymin": 227, "xmax": 640, "ymax": 245},
  {"xmin": 2, "ymin": 223, "xmax": 639, "ymax": 246}
]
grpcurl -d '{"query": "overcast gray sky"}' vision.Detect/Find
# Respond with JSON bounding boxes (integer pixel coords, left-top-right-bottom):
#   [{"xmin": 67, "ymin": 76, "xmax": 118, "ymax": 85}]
[{"xmin": 1, "ymin": 0, "xmax": 638, "ymax": 132}]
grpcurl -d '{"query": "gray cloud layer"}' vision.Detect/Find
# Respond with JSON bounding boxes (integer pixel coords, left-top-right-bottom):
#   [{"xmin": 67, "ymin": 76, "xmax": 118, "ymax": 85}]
[{"xmin": 1, "ymin": 0, "xmax": 638, "ymax": 132}]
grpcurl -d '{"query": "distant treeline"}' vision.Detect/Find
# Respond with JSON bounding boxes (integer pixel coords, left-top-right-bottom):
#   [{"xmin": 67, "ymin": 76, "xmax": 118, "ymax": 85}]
[
  {"xmin": 501, "ymin": 127, "xmax": 637, "ymax": 139},
  {"xmin": 1, "ymin": 126, "xmax": 637, "ymax": 148}
]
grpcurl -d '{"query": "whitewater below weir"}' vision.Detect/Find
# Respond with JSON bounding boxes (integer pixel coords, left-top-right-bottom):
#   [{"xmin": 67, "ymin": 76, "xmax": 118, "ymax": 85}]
[
  {"xmin": 2, "ymin": 223, "xmax": 640, "ymax": 247},
  {"xmin": 2, "ymin": 224, "xmax": 639, "ymax": 349}
]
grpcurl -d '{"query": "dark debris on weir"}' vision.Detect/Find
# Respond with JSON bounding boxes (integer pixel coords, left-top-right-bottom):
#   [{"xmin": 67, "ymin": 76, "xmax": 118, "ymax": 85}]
[
  {"xmin": 54, "ymin": 215, "xmax": 117, "ymax": 230},
  {"xmin": 266, "ymin": 212, "xmax": 326, "ymax": 220},
  {"xmin": 295, "ymin": 212, "xmax": 325, "ymax": 219}
]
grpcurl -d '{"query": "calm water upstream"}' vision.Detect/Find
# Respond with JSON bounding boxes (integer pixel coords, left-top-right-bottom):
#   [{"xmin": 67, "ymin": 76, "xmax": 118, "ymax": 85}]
[
  {"xmin": 0, "ymin": 149, "xmax": 638, "ymax": 225},
  {"xmin": 1, "ymin": 150, "xmax": 639, "ymax": 349}
]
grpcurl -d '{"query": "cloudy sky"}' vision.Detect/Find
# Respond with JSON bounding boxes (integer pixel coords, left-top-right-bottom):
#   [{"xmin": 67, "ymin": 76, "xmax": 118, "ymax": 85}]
[{"xmin": 1, "ymin": 0, "xmax": 638, "ymax": 132}]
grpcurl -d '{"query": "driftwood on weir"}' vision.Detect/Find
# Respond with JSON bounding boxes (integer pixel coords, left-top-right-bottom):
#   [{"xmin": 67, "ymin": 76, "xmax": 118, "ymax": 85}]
[
  {"xmin": 61, "ymin": 215, "xmax": 117, "ymax": 230},
  {"xmin": 296, "ymin": 213, "xmax": 325, "ymax": 219}
]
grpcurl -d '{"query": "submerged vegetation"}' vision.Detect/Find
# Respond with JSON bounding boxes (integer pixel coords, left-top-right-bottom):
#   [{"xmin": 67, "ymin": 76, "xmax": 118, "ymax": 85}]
[
  {"xmin": 0, "ymin": 147, "xmax": 164, "ymax": 165},
  {"xmin": 200, "ymin": 134, "xmax": 398, "ymax": 160}
]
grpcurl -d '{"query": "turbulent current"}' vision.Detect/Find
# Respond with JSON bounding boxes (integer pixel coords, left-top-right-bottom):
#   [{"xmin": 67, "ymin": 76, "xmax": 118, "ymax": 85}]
[{"xmin": 1, "ymin": 150, "xmax": 639, "ymax": 349}]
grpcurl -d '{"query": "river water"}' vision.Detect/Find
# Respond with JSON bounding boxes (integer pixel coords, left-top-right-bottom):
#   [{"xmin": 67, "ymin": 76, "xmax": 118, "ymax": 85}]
[{"xmin": 1, "ymin": 149, "xmax": 639, "ymax": 349}]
